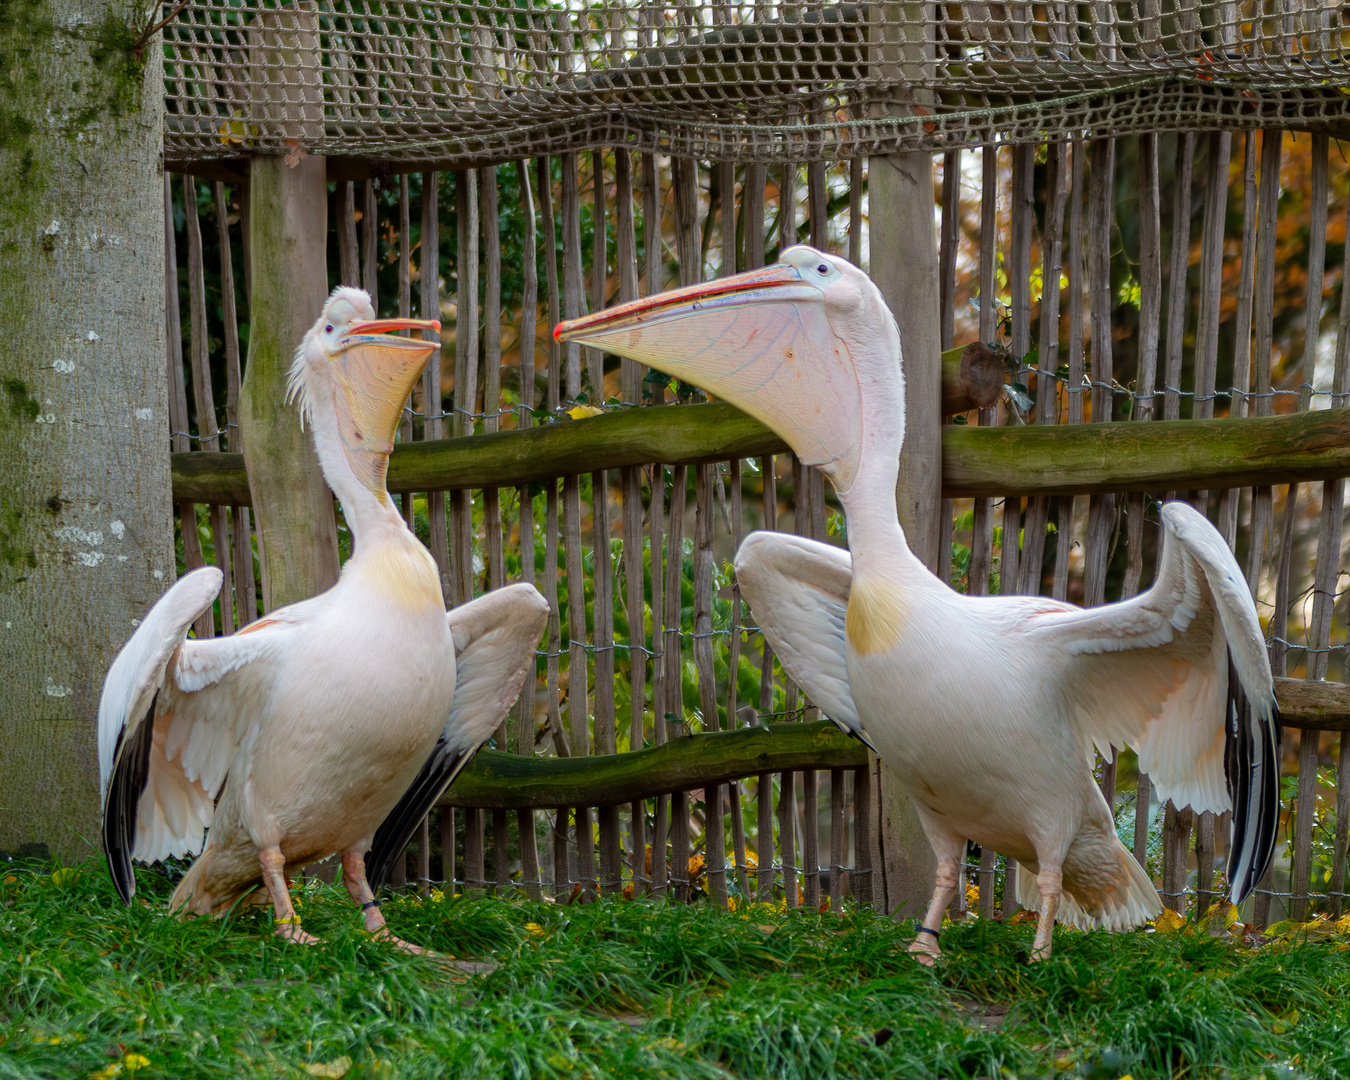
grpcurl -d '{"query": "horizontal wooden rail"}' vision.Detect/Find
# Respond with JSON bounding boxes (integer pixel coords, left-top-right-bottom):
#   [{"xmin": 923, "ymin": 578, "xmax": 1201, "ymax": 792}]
[
  {"xmin": 173, "ymin": 405, "xmax": 1350, "ymax": 506},
  {"xmin": 174, "ymin": 402, "xmax": 786, "ymax": 505},
  {"xmin": 1274, "ymin": 678, "xmax": 1350, "ymax": 732},
  {"xmin": 438, "ymin": 681, "xmax": 1350, "ymax": 810},
  {"xmin": 172, "ymin": 344, "xmax": 998, "ymax": 505},
  {"xmin": 945, "ymin": 408, "xmax": 1350, "ymax": 498},
  {"xmin": 441, "ymin": 721, "xmax": 866, "ymax": 810}
]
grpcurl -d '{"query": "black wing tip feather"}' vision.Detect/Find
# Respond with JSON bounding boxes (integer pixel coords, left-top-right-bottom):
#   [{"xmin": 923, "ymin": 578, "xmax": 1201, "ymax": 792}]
[
  {"xmin": 365, "ymin": 741, "xmax": 472, "ymax": 892},
  {"xmin": 1223, "ymin": 655, "xmax": 1281, "ymax": 905},
  {"xmin": 102, "ymin": 690, "xmax": 158, "ymax": 905},
  {"xmin": 830, "ymin": 717, "xmax": 878, "ymax": 755}
]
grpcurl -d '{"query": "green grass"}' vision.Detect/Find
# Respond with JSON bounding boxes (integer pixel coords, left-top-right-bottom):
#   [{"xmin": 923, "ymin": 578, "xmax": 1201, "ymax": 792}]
[{"xmin": 3, "ymin": 865, "xmax": 1349, "ymax": 1080}]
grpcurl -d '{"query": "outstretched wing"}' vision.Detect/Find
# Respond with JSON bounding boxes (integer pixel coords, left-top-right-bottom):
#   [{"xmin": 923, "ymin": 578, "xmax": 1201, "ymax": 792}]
[
  {"xmin": 366, "ymin": 583, "xmax": 549, "ymax": 890},
  {"xmin": 1023, "ymin": 501, "xmax": 1279, "ymax": 902},
  {"xmin": 732, "ymin": 531, "xmax": 872, "ymax": 751},
  {"xmin": 98, "ymin": 568, "xmax": 285, "ymax": 902}
]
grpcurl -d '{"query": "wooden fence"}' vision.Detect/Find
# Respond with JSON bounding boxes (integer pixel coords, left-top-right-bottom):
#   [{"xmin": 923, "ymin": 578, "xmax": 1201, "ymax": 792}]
[{"xmin": 165, "ymin": 129, "xmax": 1350, "ymax": 926}]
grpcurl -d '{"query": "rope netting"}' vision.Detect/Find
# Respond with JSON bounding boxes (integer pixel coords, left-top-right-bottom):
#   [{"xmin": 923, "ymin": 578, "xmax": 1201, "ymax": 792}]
[{"xmin": 164, "ymin": 0, "xmax": 1350, "ymax": 168}]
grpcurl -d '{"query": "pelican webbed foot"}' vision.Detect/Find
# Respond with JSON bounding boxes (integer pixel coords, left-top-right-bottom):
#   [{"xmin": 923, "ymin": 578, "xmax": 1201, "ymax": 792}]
[
  {"xmin": 907, "ymin": 930, "xmax": 943, "ymax": 966},
  {"xmin": 274, "ymin": 916, "xmax": 322, "ymax": 946},
  {"xmin": 368, "ymin": 925, "xmax": 434, "ymax": 955}
]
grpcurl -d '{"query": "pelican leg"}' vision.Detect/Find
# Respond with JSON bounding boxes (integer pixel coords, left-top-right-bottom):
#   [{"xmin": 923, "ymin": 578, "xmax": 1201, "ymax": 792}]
[
  {"xmin": 259, "ymin": 847, "xmax": 319, "ymax": 945},
  {"xmin": 906, "ymin": 855, "xmax": 962, "ymax": 966},
  {"xmin": 1029, "ymin": 866, "xmax": 1062, "ymax": 962},
  {"xmin": 341, "ymin": 850, "xmax": 429, "ymax": 955},
  {"xmin": 904, "ymin": 813, "xmax": 967, "ymax": 966}
]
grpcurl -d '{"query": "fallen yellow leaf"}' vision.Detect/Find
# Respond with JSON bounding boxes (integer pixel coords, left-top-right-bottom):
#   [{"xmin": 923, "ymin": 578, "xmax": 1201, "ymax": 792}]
[
  {"xmin": 1153, "ymin": 909, "xmax": 1187, "ymax": 935},
  {"xmin": 305, "ymin": 1056, "xmax": 352, "ymax": 1078},
  {"xmin": 1198, "ymin": 900, "xmax": 1240, "ymax": 936},
  {"xmin": 566, "ymin": 404, "xmax": 603, "ymax": 420}
]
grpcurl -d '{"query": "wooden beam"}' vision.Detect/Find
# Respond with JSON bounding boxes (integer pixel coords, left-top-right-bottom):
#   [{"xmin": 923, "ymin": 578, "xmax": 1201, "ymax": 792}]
[
  {"xmin": 1275, "ymin": 677, "xmax": 1350, "ymax": 731},
  {"xmin": 175, "ymin": 405, "xmax": 1350, "ymax": 507},
  {"xmin": 441, "ymin": 721, "xmax": 868, "ymax": 810},
  {"xmin": 943, "ymin": 408, "xmax": 1350, "ymax": 498},
  {"xmin": 436, "ymin": 679, "xmax": 1348, "ymax": 810}
]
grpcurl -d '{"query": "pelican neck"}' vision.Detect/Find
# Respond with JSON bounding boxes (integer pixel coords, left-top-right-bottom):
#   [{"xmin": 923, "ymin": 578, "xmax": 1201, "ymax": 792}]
[
  {"xmin": 307, "ymin": 405, "xmax": 410, "ymax": 552},
  {"xmin": 834, "ymin": 442, "xmax": 932, "ymax": 586}
]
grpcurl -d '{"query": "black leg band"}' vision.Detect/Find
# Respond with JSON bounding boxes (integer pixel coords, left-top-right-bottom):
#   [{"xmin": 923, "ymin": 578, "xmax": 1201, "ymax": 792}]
[
  {"xmin": 917, "ymin": 925, "xmax": 941, "ymax": 939},
  {"xmin": 362, "ymin": 899, "xmax": 381, "ymax": 910}
]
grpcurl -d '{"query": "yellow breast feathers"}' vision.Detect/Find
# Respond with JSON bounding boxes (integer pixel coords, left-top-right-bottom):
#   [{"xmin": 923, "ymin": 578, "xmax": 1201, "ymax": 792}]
[
  {"xmin": 845, "ymin": 577, "xmax": 906, "ymax": 657},
  {"xmin": 363, "ymin": 539, "xmax": 444, "ymax": 612}
]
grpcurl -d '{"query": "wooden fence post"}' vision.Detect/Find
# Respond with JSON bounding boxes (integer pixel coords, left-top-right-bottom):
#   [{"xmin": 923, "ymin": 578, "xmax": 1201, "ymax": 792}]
[
  {"xmin": 240, "ymin": 6, "xmax": 339, "ymax": 610},
  {"xmin": 868, "ymin": 0, "xmax": 943, "ymax": 918},
  {"xmin": 240, "ymin": 155, "xmax": 340, "ymax": 610}
]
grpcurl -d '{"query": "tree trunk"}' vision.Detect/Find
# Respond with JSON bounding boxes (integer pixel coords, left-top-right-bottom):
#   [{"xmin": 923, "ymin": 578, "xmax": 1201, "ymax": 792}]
[{"xmin": 0, "ymin": 3, "xmax": 171, "ymax": 862}]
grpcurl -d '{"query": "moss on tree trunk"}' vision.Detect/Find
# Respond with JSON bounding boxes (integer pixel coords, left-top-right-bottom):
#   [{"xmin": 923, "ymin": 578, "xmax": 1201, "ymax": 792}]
[{"xmin": 0, "ymin": 1, "xmax": 172, "ymax": 862}]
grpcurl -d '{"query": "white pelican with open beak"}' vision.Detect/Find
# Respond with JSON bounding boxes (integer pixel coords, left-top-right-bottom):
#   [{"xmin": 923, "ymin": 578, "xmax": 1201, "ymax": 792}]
[
  {"xmin": 557, "ymin": 246, "xmax": 1279, "ymax": 961},
  {"xmin": 99, "ymin": 287, "xmax": 547, "ymax": 947}
]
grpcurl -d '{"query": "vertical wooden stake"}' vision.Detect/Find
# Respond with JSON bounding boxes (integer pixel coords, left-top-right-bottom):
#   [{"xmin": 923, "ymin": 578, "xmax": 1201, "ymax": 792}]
[
  {"xmin": 183, "ymin": 175, "xmax": 232, "ymax": 636},
  {"xmin": 694, "ymin": 463, "xmax": 725, "ymax": 906},
  {"xmin": 214, "ymin": 181, "xmax": 258, "ymax": 628},
  {"xmin": 423, "ymin": 173, "xmax": 451, "ymax": 601},
  {"xmin": 757, "ymin": 455, "xmax": 777, "ymax": 902},
  {"xmin": 650, "ymin": 463, "xmax": 668, "ymax": 897}
]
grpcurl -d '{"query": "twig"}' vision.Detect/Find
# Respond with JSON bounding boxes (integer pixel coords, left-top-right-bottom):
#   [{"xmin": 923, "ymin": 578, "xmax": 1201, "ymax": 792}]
[{"xmin": 134, "ymin": 0, "xmax": 190, "ymax": 61}]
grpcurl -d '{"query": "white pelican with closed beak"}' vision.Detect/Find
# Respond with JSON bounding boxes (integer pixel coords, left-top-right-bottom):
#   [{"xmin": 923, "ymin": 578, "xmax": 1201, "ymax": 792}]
[
  {"xmin": 99, "ymin": 287, "xmax": 547, "ymax": 947},
  {"xmin": 557, "ymin": 246, "xmax": 1279, "ymax": 961}
]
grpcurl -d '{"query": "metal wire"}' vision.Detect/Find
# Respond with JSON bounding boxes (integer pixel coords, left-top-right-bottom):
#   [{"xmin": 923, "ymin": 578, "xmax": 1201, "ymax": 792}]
[
  {"xmin": 173, "ymin": 424, "xmax": 238, "ymax": 441},
  {"xmin": 1040, "ymin": 371, "xmax": 1347, "ymax": 404}
]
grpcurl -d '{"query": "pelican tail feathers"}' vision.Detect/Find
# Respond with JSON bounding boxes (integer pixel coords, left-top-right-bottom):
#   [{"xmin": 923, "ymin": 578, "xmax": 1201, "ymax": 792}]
[{"xmin": 1015, "ymin": 844, "xmax": 1162, "ymax": 933}]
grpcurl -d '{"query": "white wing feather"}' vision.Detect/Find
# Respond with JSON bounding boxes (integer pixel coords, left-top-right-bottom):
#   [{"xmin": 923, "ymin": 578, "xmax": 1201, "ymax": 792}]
[
  {"xmin": 98, "ymin": 567, "xmax": 287, "ymax": 868},
  {"xmin": 365, "ymin": 583, "xmax": 548, "ymax": 889},
  {"xmin": 1023, "ymin": 501, "xmax": 1274, "ymax": 815},
  {"xmin": 442, "ymin": 584, "xmax": 550, "ymax": 752},
  {"xmin": 732, "ymin": 531, "xmax": 868, "ymax": 745},
  {"xmin": 97, "ymin": 568, "xmax": 223, "ymax": 804}
]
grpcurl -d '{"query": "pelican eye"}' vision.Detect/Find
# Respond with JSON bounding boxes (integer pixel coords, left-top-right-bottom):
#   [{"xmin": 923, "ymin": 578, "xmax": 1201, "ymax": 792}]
[
  {"xmin": 324, "ymin": 323, "xmax": 334, "ymax": 334},
  {"xmin": 816, "ymin": 264, "xmax": 829, "ymax": 275}
]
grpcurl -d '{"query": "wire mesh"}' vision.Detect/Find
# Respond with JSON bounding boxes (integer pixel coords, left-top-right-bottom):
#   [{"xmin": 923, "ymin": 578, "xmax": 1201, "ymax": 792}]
[{"xmin": 163, "ymin": 0, "xmax": 1350, "ymax": 169}]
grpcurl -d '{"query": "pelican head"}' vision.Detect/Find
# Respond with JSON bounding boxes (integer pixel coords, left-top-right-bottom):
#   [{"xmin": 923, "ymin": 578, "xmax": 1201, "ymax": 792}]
[
  {"xmin": 288, "ymin": 287, "xmax": 440, "ymax": 501},
  {"xmin": 556, "ymin": 246, "xmax": 903, "ymax": 495}
]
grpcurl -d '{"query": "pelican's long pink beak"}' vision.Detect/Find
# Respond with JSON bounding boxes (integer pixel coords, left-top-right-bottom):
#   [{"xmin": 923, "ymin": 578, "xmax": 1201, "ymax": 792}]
[
  {"xmin": 552, "ymin": 251, "xmax": 862, "ymax": 487},
  {"xmin": 327, "ymin": 317, "xmax": 442, "ymax": 501},
  {"xmin": 555, "ymin": 262, "xmax": 810, "ymax": 346},
  {"xmin": 342, "ymin": 317, "xmax": 441, "ymax": 349}
]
